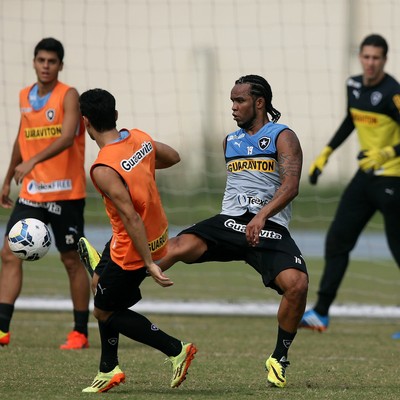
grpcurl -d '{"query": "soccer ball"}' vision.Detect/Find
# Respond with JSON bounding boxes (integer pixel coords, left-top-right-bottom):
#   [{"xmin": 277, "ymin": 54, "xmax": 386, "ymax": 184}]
[{"xmin": 8, "ymin": 218, "xmax": 52, "ymax": 261}]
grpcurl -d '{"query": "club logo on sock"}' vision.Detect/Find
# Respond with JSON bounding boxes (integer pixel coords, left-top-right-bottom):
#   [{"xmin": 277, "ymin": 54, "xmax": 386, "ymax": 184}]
[
  {"xmin": 108, "ymin": 337, "xmax": 118, "ymax": 345},
  {"xmin": 283, "ymin": 339, "xmax": 292, "ymax": 349}
]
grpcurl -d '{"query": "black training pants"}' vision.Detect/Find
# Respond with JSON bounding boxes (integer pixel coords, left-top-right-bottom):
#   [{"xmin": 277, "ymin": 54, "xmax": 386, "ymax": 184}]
[{"xmin": 316, "ymin": 170, "xmax": 400, "ymax": 314}]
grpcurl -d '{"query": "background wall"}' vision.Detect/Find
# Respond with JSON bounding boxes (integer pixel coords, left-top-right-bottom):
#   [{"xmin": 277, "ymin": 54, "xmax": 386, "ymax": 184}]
[{"xmin": 0, "ymin": 0, "xmax": 399, "ymax": 224}]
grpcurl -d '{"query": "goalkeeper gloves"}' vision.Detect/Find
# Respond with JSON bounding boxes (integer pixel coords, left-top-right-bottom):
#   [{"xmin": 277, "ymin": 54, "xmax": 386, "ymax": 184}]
[
  {"xmin": 358, "ymin": 146, "xmax": 396, "ymax": 172},
  {"xmin": 309, "ymin": 146, "xmax": 333, "ymax": 185}
]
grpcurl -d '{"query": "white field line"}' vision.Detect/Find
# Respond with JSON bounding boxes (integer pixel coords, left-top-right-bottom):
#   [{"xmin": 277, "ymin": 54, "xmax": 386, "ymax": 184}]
[{"xmin": 14, "ymin": 297, "xmax": 400, "ymax": 318}]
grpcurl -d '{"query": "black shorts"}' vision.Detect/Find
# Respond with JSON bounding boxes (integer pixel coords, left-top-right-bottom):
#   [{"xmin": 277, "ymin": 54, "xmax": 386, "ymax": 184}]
[
  {"xmin": 179, "ymin": 212, "xmax": 307, "ymax": 293},
  {"xmin": 5, "ymin": 198, "xmax": 85, "ymax": 253},
  {"xmin": 94, "ymin": 242, "xmax": 147, "ymax": 311}
]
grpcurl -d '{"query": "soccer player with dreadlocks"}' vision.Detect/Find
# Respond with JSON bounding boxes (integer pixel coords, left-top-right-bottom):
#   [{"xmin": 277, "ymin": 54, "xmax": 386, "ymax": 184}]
[{"xmin": 158, "ymin": 74, "xmax": 308, "ymax": 388}]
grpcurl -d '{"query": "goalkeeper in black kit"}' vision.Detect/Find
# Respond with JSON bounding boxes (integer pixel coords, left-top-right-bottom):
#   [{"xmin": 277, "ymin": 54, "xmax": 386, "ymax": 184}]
[{"xmin": 299, "ymin": 34, "xmax": 400, "ymax": 339}]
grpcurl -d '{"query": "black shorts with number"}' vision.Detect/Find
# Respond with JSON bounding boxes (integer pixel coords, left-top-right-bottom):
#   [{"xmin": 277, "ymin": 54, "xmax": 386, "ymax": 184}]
[
  {"xmin": 93, "ymin": 240, "xmax": 148, "ymax": 311},
  {"xmin": 179, "ymin": 212, "xmax": 307, "ymax": 294},
  {"xmin": 5, "ymin": 198, "xmax": 85, "ymax": 253}
]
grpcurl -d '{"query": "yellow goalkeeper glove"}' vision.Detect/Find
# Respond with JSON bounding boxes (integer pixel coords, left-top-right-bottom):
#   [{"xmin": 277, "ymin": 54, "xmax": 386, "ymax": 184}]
[
  {"xmin": 309, "ymin": 146, "xmax": 333, "ymax": 184},
  {"xmin": 358, "ymin": 146, "xmax": 396, "ymax": 172}
]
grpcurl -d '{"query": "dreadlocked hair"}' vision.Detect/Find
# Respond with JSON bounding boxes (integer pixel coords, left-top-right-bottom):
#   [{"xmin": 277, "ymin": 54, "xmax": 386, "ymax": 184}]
[{"xmin": 235, "ymin": 75, "xmax": 281, "ymax": 122}]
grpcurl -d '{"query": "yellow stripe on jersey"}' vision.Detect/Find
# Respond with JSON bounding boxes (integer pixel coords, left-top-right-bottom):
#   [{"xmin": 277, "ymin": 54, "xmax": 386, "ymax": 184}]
[
  {"xmin": 227, "ymin": 159, "xmax": 276, "ymax": 173},
  {"xmin": 24, "ymin": 124, "xmax": 62, "ymax": 140},
  {"xmin": 350, "ymin": 107, "xmax": 400, "ymax": 150},
  {"xmin": 148, "ymin": 227, "xmax": 168, "ymax": 253}
]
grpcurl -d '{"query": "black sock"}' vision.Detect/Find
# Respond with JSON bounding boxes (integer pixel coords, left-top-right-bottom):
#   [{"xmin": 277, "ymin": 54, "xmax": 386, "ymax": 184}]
[
  {"xmin": 98, "ymin": 320, "xmax": 119, "ymax": 373},
  {"xmin": 271, "ymin": 326, "xmax": 296, "ymax": 361},
  {"xmin": 108, "ymin": 309, "xmax": 182, "ymax": 356},
  {"xmin": 0, "ymin": 303, "xmax": 14, "ymax": 332},
  {"xmin": 73, "ymin": 309, "xmax": 89, "ymax": 337}
]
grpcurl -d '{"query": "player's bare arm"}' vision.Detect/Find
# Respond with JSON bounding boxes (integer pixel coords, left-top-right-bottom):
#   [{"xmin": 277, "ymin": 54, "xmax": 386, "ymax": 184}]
[
  {"xmin": 92, "ymin": 165, "xmax": 174, "ymax": 287},
  {"xmin": 246, "ymin": 129, "xmax": 302, "ymax": 245},
  {"xmin": 154, "ymin": 141, "xmax": 181, "ymax": 169},
  {"xmin": 2, "ymin": 129, "xmax": 23, "ymax": 203}
]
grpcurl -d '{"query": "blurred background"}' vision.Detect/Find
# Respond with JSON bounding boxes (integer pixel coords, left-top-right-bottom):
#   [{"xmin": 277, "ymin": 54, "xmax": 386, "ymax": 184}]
[{"xmin": 0, "ymin": 0, "xmax": 399, "ymax": 274}]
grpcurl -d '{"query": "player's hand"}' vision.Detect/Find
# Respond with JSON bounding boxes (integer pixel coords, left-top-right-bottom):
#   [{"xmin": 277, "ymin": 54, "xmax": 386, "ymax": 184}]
[
  {"xmin": 146, "ymin": 262, "xmax": 174, "ymax": 287},
  {"xmin": 309, "ymin": 146, "xmax": 333, "ymax": 185},
  {"xmin": 358, "ymin": 146, "xmax": 396, "ymax": 172},
  {"xmin": 0, "ymin": 184, "xmax": 13, "ymax": 209},
  {"xmin": 14, "ymin": 159, "xmax": 36, "ymax": 185},
  {"xmin": 246, "ymin": 214, "xmax": 266, "ymax": 247}
]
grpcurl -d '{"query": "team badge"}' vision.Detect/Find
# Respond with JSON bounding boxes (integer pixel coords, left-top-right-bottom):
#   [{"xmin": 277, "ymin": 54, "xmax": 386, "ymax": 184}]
[
  {"xmin": 370, "ymin": 91, "xmax": 382, "ymax": 106},
  {"xmin": 258, "ymin": 136, "xmax": 270, "ymax": 150},
  {"xmin": 46, "ymin": 108, "xmax": 56, "ymax": 121}
]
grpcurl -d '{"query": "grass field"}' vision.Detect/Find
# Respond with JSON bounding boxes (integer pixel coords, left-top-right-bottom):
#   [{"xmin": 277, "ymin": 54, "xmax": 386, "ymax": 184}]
[
  {"xmin": 0, "ymin": 312, "xmax": 399, "ymax": 400},
  {"xmin": 0, "ymin": 254, "xmax": 399, "ymax": 399},
  {"xmin": 17, "ymin": 254, "xmax": 400, "ymax": 306}
]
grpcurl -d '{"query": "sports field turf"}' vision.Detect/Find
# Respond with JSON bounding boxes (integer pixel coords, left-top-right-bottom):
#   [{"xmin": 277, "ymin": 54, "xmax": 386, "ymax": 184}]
[
  {"xmin": 1, "ymin": 312, "xmax": 399, "ymax": 400},
  {"xmin": 0, "ymin": 255, "xmax": 399, "ymax": 399}
]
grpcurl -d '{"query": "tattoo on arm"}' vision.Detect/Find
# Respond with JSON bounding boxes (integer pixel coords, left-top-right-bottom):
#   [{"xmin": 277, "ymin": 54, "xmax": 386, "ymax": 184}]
[{"xmin": 278, "ymin": 132, "xmax": 302, "ymax": 179}]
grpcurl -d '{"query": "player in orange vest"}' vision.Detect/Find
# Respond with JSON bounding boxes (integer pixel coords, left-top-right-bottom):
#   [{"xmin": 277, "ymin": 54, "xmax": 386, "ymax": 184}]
[
  {"xmin": 78, "ymin": 88, "xmax": 196, "ymax": 393},
  {"xmin": 0, "ymin": 38, "xmax": 90, "ymax": 349}
]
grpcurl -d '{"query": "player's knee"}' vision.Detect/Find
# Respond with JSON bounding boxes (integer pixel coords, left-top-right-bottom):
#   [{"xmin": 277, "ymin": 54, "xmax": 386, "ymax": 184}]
[
  {"xmin": 60, "ymin": 250, "xmax": 81, "ymax": 272},
  {"xmin": 294, "ymin": 272, "xmax": 308, "ymax": 298},
  {"xmin": 1, "ymin": 241, "xmax": 20, "ymax": 266},
  {"xmin": 93, "ymin": 307, "xmax": 112, "ymax": 322},
  {"xmin": 279, "ymin": 270, "xmax": 308, "ymax": 300}
]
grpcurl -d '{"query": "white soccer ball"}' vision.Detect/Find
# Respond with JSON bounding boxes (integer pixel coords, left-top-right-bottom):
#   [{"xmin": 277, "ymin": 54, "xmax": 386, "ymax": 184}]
[{"xmin": 8, "ymin": 218, "xmax": 52, "ymax": 261}]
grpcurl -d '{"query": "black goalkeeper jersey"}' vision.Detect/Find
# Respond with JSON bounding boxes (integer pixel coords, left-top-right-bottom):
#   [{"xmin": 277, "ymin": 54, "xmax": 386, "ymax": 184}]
[{"xmin": 346, "ymin": 73, "xmax": 400, "ymax": 176}]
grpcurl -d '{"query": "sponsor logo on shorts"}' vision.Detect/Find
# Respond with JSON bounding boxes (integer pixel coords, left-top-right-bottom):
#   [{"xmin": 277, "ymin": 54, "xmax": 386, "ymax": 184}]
[
  {"xmin": 18, "ymin": 198, "xmax": 62, "ymax": 215},
  {"xmin": 224, "ymin": 218, "xmax": 282, "ymax": 239}
]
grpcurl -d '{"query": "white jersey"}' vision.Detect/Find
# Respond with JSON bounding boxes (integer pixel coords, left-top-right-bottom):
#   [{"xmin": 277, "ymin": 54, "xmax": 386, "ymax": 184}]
[{"xmin": 222, "ymin": 122, "xmax": 292, "ymax": 229}]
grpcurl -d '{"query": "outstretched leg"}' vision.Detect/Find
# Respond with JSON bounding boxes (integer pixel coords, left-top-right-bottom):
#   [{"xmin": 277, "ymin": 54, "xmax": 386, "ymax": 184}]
[{"xmin": 158, "ymin": 233, "xmax": 208, "ymax": 271}]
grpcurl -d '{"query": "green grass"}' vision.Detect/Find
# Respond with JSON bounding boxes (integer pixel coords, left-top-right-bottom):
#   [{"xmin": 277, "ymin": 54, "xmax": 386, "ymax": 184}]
[
  {"xmin": 0, "ymin": 312, "xmax": 399, "ymax": 400},
  {"xmin": 0, "ymin": 181, "xmax": 399, "ymax": 399},
  {"xmin": 18, "ymin": 254, "xmax": 399, "ymax": 306},
  {"xmin": 1, "ymin": 254, "xmax": 399, "ymax": 399}
]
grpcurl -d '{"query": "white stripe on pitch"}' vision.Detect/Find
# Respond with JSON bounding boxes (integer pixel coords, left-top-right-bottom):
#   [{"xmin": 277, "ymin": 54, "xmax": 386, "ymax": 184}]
[{"xmin": 14, "ymin": 297, "xmax": 400, "ymax": 318}]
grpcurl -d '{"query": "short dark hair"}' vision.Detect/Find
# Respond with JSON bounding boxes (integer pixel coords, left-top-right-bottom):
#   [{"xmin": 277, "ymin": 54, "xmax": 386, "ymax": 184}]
[
  {"xmin": 79, "ymin": 89, "xmax": 117, "ymax": 132},
  {"xmin": 360, "ymin": 34, "xmax": 388, "ymax": 57},
  {"xmin": 235, "ymin": 74, "xmax": 281, "ymax": 122},
  {"xmin": 34, "ymin": 37, "xmax": 64, "ymax": 62}
]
